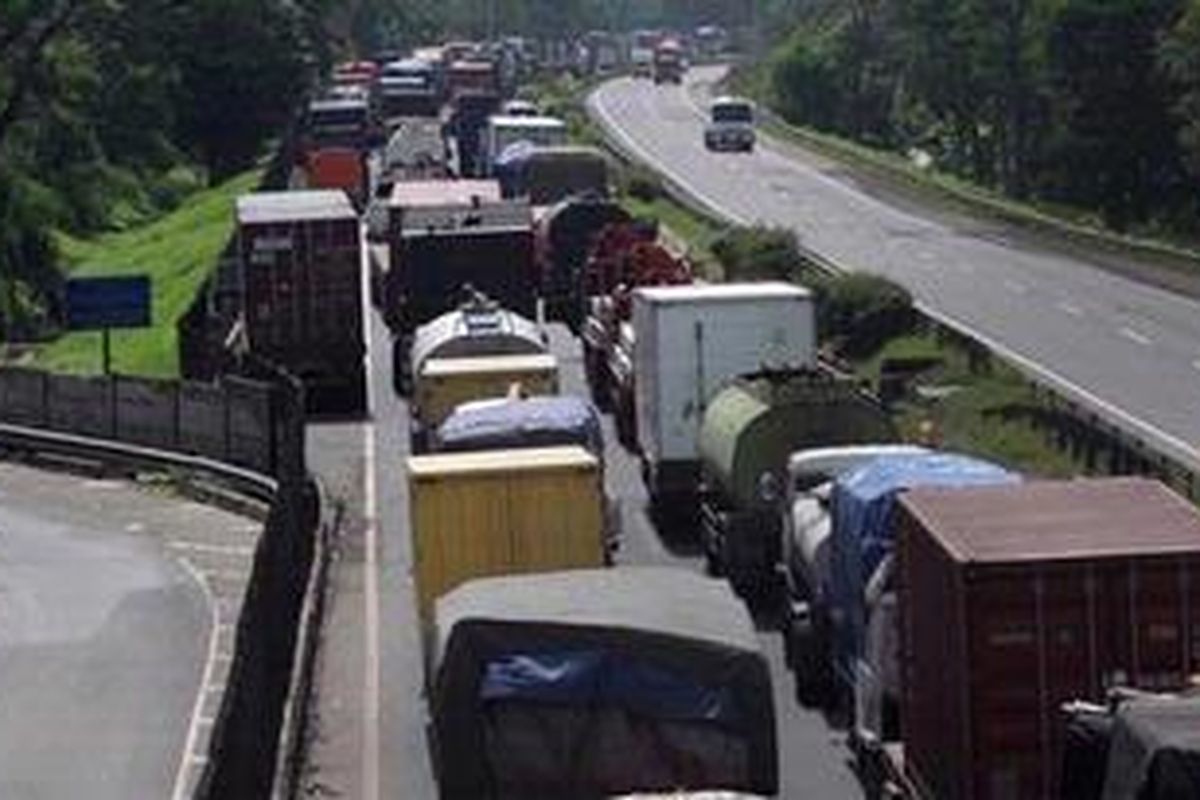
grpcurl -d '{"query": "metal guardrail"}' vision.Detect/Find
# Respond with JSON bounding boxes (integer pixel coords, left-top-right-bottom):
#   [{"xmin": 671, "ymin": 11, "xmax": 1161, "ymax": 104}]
[
  {"xmin": 0, "ymin": 420, "xmax": 277, "ymax": 502},
  {"xmin": 586, "ymin": 82, "xmax": 1200, "ymax": 500}
]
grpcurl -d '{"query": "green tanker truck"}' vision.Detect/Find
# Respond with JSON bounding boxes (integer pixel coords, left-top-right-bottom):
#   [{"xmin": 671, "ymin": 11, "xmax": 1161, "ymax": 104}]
[{"xmin": 698, "ymin": 367, "xmax": 896, "ymax": 600}]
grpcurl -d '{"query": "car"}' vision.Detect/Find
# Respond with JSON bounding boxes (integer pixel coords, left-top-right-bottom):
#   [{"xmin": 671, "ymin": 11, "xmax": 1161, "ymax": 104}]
[{"xmin": 704, "ymin": 96, "xmax": 756, "ymax": 152}]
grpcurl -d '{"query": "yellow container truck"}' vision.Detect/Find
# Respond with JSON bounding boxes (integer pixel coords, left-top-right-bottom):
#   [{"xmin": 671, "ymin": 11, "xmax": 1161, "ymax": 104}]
[
  {"xmin": 406, "ymin": 445, "xmax": 607, "ymax": 623},
  {"xmin": 411, "ymin": 352, "xmax": 559, "ymax": 451}
]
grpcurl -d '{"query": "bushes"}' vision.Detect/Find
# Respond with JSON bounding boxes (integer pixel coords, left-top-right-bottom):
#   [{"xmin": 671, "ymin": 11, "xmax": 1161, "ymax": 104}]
[
  {"xmin": 814, "ymin": 272, "xmax": 915, "ymax": 358},
  {"xmin": 710, "ymin": 225, "xmax": 813, "ymax": 282}
]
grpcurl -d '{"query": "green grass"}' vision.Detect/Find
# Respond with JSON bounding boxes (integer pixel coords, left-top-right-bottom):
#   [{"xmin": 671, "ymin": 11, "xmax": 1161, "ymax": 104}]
[
  {"xmin": 35, "ymin": 168, "xmax": 262, "ymax": 378},
  {"xmin": 855, "ymin": 332, "xmax": 1082, "ymax": 478}
]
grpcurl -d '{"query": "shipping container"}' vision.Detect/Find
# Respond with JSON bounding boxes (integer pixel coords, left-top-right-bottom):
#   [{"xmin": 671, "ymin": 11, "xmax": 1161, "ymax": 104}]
[
  {"xmin": 305, "ymin": 147, "xmax": 366, "ymax": 208},
  {"xmin": 389, "ymin": 200, "xmax": 536, "ymax": 334},
  {"xmin": 632, "ymin": 283, "xmax": 815, "ymax": 509},
  {"xmin": 412, "ymin": 353, "xmax": 559, "ymax": 449},
  {"xmin": 235, "ymin": 191, "xmax": 365, "ymax": 412},
  {"xmin": 407, "ymin": 446, "xmax": 605, "ymax": 623},
  {"xmin": 896, "ymin": 477, "xmax": 1200, "ymax": 800}
]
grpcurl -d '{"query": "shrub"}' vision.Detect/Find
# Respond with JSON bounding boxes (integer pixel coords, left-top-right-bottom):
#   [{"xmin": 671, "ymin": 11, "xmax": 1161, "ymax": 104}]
[
  {"xmin": 816, "ymin": 272, "xmax": 915, "ymax": 357},
  {"xmin": 710, "ymin": 225, "xmax": 813, "ymax": 282}
]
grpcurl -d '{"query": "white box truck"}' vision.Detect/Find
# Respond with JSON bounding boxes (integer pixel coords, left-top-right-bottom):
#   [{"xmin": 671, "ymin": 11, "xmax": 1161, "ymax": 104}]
[{"xmin": 632, "ymin": 282, "xmax": 815, "ymax": 522}]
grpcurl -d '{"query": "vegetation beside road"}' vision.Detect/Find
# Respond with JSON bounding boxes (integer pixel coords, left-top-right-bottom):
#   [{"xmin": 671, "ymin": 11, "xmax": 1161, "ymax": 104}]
[
  {"xmin": 741, "ymin": 0, "xmax": 1200, "ymax": 257},
  {"xmin": 32, "ymin": 168, "xmax": 260, "ymax": 378}
]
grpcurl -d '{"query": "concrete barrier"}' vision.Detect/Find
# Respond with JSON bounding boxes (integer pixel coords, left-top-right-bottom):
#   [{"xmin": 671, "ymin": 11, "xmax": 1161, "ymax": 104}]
[
  {"xmin": 47, "ymin": 374, "xmax": 113, "ymax": 438},
  {"xmin": 115, "ymin": 376, "xmax": 178, "ymax": 449}
]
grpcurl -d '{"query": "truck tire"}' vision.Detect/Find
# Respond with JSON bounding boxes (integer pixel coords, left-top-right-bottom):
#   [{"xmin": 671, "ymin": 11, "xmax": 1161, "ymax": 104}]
[{"xmin": 790, "ymin": 612, "xmax": 832, "ymax": 708}]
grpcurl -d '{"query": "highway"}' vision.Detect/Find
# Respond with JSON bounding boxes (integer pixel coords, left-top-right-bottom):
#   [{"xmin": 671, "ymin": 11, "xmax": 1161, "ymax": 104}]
[
  {"xmin": 300, "ymin": 232, "xmax": 867, "ymax": 796},
  {"xmin": 0, "ymin": 461, "xmax": 263, "ymax": 799},
  {"xmin": 590, "ymin": 66, "xmax": 1200, "ymax": 469}
]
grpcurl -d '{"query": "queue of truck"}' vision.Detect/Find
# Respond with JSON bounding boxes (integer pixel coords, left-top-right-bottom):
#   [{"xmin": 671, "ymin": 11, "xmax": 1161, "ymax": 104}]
[{"xmin": 223, "ymin": 37, "xmax": 1200, "ymax": 800}]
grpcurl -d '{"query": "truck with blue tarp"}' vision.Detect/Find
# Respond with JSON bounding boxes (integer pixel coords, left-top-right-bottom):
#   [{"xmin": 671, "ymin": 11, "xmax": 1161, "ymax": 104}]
[
  {"xmin": 430, "ymin": 568, "xmax": 778, "ymax": 799},
  {"xmin": 792, "ymin": 452, "xmax": 1019, "ymax": 724}
]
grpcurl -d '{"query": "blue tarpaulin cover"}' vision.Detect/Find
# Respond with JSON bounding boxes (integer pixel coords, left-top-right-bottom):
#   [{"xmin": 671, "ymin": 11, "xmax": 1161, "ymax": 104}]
[
  {"xmin": 481, "ymin": 650, "xmax": 737, "ymax": 725},
  {"xmin": 828, "ymin": 452, "xmax": 1019, "ymax": 678},
  {"xmin": 436, "ymin": 395, "xmax": 603, "ymax": 455}
]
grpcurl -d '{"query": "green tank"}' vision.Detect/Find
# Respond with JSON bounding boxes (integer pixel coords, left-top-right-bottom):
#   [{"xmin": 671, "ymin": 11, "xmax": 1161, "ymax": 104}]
[{"xmin": 698, "ymin": 368, "xmax": 896, "ymax": 597}]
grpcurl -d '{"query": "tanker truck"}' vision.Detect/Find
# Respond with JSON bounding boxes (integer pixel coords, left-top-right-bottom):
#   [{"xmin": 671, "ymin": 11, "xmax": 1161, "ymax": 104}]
[{"xmin": 697, "ymin": 368, "xmax": 897, "ymax": 601}]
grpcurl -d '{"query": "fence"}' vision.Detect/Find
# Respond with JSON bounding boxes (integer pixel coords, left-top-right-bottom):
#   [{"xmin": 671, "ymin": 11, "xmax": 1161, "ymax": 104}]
[{"xmin": 0, "ymin": 364, "xmax": 317, "ymax": 799}]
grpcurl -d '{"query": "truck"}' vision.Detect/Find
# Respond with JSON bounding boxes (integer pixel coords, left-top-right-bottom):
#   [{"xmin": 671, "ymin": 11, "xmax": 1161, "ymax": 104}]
[
  {"xmin": 407, "ymin": 447, "xmax": 607, "ymax": 628},
  {"xmin": 401, "ymin": 292, "xmax": 546, "ymax": 395},
  {"xmin": 878, "ymin": 477, "xmax": 1200, "ymax": 800},
  {"xmin": 234, "ymin": 191, "xmax": 365, "ymax": 413},
  {"xmin": 429, "ymin": 567, "xmax": 779, "ymax": 798},
  {"xmin": 305, "ymin": 96, "xmax": 373, "ymax": 152},
  {"xmin": 652, "ymin": 39, "xmax": 685, "ymax": 84},
  {"xmin": 385, "ymin": 189, "xmax": 535, "ymax": 341},
  {"xmin": 483, "ymin": 115, "xmax": 567, "ymax": 176},
  {"xmin": 534, "ymin": 197, "xmax": 630, "ymax": 326},
  {"xmin": 632, "ymin": 283, "xmax": 815, "ymax": 525},
  {"xmin": 411, "ymin": 353, "xmax": 559, "ymax": 452},
  {"xmin": 446, "ymin": 59, "xmax": 500, "ymax": 100},
  {"xmin": 434, "ymin": 395, "xmax": 603, "ymax": 457},
  {"xmin": 779, "ymin": 443, "xmax": 928, "ymax": 702},
  {"xmin": 378, "ymin": 58, "xmax": 440, "ymax": 118},
  {"xmin": 1060, "ymin": 690, "xmax": 1200, "ymax": 800},
  {"xmin": 447, "ymin": 90, "xmax": 502, "ymax": 177},
  {"xmin": 304, "ymin": 147, "xmax": 366, "ymax": 209},
  {"xmin": 495, "ymin": 145, "xmax": 609, "ymax": 206},
  {"xmin": 792, "ymin": 452, "xmax": 1017, "ymax": 730},
  {"xmin": 704, "ymin": 96, "xmax": 757, "ymax": 153},
  {"xmin": 630, "ymin": 29, "xmax": 661, "ymax": 78},
  {"xmin": 696, "ymin": 368, "xmax": 897, "ymax": 600}
]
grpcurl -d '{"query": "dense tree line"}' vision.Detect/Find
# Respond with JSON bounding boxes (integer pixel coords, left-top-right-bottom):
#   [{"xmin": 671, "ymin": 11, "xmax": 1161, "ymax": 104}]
[
  {"xmin": 766, "ymin": 0, "xmax": 1200, "ymax": 236},
  {"xmin": 0, "ymin": 0, "xmax": 339, "ymax": 337}
]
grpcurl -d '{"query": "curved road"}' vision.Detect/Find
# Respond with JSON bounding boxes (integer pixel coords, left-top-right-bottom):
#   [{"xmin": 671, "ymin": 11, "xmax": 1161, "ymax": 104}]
[
  {"xmin": 591, "ymin": 67, "xmax": 1200, "ymax": 470},
  {"xmin": 0, "ymin": 462, "xmax": 256, "ymax": 799}
]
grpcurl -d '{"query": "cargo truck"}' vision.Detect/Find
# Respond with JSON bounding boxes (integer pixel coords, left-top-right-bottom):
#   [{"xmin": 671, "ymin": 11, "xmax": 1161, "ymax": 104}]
[
  {"xmin": 235, "ymin": 191, "xmax": 365, "ymax": 413},
  {"xmin": 407, "ymin": 447, "xmax": 607, "ymax": 627},
  {"xmin": 305, "ymin": 96, "xmax": 373, "ymax": 152},
  {"xmin": 632, "ymin": 283, "xmax": 815, "ymax": 525},
  {"xmin": 430, "ymin": 568, "xmax": 779, "ymax": 798},
  {"xmin": 1060, "ymin": 690, "xmax": 1200, "ymax": 800},
  {"xmin": 794, "ymin": 453, "xmax": 1017, "ymax": 729},
  {"xmin": 400, "ymin": 292, "xmax": 546, "ymax": 395},
  {"xmin": 652, "ymin": 39, "xmax": 685, "ymax": 84},
  {"xmin": 534, "ymin": 196, "xmax": 630, "ymax": 326},
  {"xmin": 386, "ymin": 193, "xmax": 535, "ymax": 337},
  {"xmin": 304, "ymin": 147, "xmax": 366, "ymax": 209},
  {"xmin": 696, "ymin": 368, "xmax": 896, "ymax": 600},
  {"xmin": 483, "ymin": 115, "xmax": 567, "ymax": 176},
  {"xmin": 863, "ymin": 477, "xmax": 1200, "ymax": 800},
  {"xmin": 495, "ymin": 145, "xmax": 609, "ymax": 206},
  {"xmin": 411, "ymin": 353, "xmax": 558, "ymax": 452},
  {"xmin": 779, "ymin": 443, "xmax": 928, "ymax": 703}
]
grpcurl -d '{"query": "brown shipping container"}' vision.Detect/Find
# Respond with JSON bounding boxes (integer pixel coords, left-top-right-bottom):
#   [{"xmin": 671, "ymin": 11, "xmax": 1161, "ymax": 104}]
[
  {"xmin": 897, "ymin": 477, "xmax": 1200, "ymax": 800},
  {"xmin": 236, "ymin": 191, "xmax": 364, "ymax": 395}
]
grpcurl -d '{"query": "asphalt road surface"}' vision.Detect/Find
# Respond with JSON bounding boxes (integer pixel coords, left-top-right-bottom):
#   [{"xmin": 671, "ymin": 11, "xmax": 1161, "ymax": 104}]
[
  {"xmin": 0, "ymin": 462, "xmax": 262, "ymax": 799},
  {"xmin": 590, "ymin": 66, "xmax": 1200, "ymax": 468}
]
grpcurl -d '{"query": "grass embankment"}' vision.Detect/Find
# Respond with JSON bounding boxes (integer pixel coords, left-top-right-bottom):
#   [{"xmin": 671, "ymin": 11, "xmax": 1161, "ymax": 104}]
[{"xmin": 35, "ymin": 168, "xmax": 261, "ymax": 379}]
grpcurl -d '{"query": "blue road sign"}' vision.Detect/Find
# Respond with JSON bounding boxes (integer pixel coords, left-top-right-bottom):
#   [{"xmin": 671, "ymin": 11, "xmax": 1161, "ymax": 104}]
[{"xmin": 65, "ymin": 276, "xmax": 152, "ymax": 330}]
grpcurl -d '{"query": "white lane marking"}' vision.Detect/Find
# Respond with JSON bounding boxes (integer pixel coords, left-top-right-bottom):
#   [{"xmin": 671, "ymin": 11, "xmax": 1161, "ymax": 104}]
[
  {"xmin": 1119, "ymin": 327, "xmax": 1153, "ymax": 346},
  {"xmin": 591, "ymin": 75, "xmax": 1200, "ymax": 474},
  {"xmin": 1058, "ymin": 302, "xmax": 1084, "ymax": 317},
  {"xmin": 168, "ymin": 541, "xmax": 254, "ymax": 557},
  {"xmin": 1004, "ymin": 279, "xmax": 1029, "ymax": 295},
  {"xmin": 361, "ymin": 219, "xmax": 382, "ymax": 800},
  {"xmin": 171, "ymin": 557, "xmax": 222, "ymax": 800}
]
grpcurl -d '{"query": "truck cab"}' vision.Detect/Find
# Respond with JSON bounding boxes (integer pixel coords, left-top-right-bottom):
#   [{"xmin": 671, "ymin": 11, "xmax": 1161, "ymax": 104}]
[
  {"xmin": 705, "ymin": 96, "xmax": 756, "ymax": 152},
  {"xmin": 652, "ymin": 39, "xmax": 685, "ymax": 84}
]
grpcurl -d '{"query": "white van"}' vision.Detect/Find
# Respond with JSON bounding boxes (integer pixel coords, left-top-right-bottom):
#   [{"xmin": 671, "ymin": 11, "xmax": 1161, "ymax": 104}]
[{"xmin": 704, "ymin": 96, "xmax": 756, "ymax": 152}]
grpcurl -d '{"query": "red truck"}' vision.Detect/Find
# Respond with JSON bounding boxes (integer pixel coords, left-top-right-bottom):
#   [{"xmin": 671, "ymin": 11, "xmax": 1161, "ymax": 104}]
[
  {"xmin": 235, "ymin": 190, "xmax": 366, "ymax": 413},
  {"xmin": 305, "ymin": 147, "xmax": 367, "ymax": 209},
  {"xmin": 653, "ymin": 39, "xmax": 685, "ymax": 84},
  {"xmin": 578, "ymin": 220, "xmax": 692, "ymax": 447}
]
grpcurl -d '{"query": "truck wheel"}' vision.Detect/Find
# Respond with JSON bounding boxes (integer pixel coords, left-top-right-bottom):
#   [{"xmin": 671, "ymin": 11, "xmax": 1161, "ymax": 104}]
[{"xmin": 790, "ymin": 614, "xmax": 832, "ymax": 708}]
